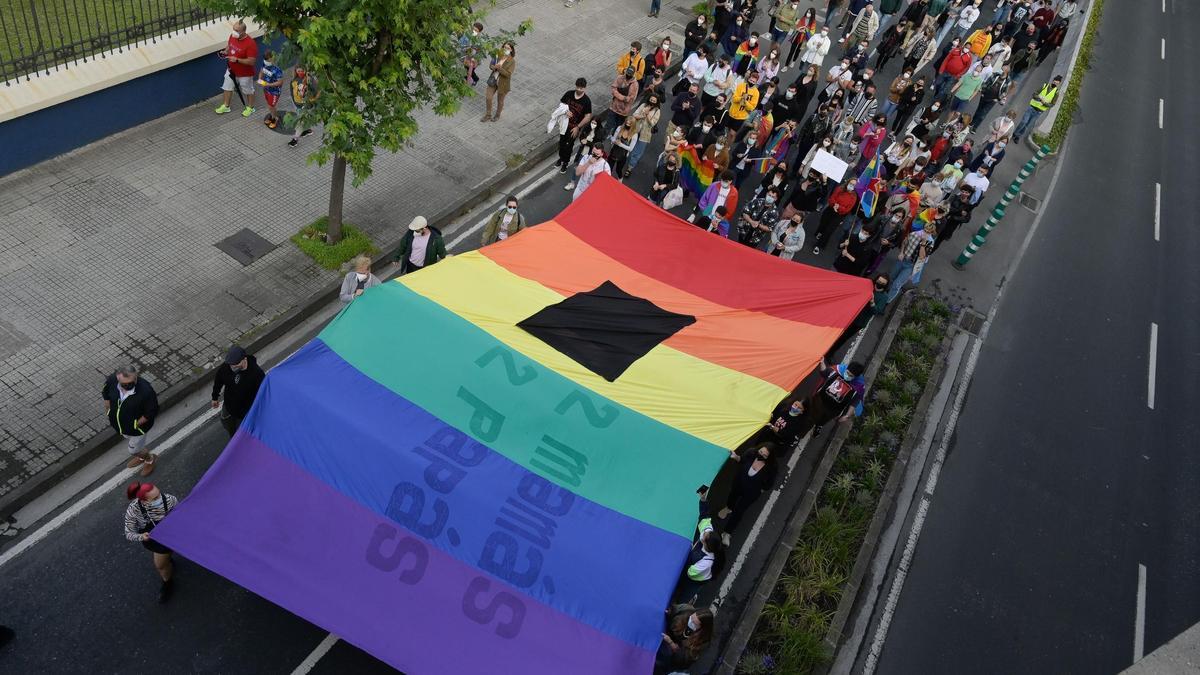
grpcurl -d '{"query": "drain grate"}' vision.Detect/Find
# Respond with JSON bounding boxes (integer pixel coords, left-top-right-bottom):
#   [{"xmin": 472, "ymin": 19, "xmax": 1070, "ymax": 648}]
[
  {"xmin": 1019, "ymin": 192, "xmax": 1042, "ymax": 212},
  {"xmin": 215, "ymin": 228, "xmax": 277, "ymax": 266},
  {"xmin": 958, "ymin": 309, "xmax": 986, "ymax": 336}
]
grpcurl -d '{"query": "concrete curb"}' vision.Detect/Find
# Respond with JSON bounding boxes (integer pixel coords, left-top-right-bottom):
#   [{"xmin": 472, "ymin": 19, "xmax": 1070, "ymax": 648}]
[
  {"xmin": 0, "ymin": 55, "xmax": 682, "ymax": 521},
  {"xmin": 714, "ymin": 293, "xmax": 914, "ymax": 675},
  {"xmin": 816, "ymin": 306, "xmax": 960, "ymax": 670}
]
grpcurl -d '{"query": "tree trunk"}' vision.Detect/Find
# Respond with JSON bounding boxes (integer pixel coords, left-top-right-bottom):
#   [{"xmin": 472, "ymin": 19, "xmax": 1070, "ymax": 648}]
[{"xmin": 326, "ymin": 155, "xmax": 348, "ymax": 244}]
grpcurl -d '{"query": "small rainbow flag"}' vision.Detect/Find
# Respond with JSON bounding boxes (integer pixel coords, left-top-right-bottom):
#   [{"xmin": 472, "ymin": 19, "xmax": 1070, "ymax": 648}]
[
  {"xmin": 152, "ymin": 176, "xmax": 872, "ymax": 675},
  {"xmin": 678, "ymin": 143, "xmax": 716, "ymax": 198},
  {"xmin": 757, "ymin": 124, "xmax": 792, "ymax": 174}
]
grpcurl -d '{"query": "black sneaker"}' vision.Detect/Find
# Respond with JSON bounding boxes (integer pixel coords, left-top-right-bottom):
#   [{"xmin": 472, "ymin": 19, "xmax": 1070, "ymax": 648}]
[
  {"xmin": 158, "ymin": 579, "xmax": 174, "ymax": 604},
  {"xmin": 288, "ymin": 139, "xmax": 298, "ymax": 147},
  {"xmin": 300, "ymin": 129, "xmax": 314, "ymax": 137},
  {"xmin": 558, "ymin": 164, "xmax": 569, "ymax": 174},
  {"xmin": 812, "ymin": 425, "xmax": 823, "ymax": 438}
]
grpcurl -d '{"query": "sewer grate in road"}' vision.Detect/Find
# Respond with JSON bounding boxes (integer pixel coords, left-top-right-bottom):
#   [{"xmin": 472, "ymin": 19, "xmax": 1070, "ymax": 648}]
[
  {"xmin": 1019, "ymin": 192, "xmax": 1042, "ymax": 212},
  {"xmin": 215, "ymin": 228, "xmax": 277, "ymax": 266},
  {"xmin": 958, "ymin": 309, "xmax": 986, "ymax": 336}
]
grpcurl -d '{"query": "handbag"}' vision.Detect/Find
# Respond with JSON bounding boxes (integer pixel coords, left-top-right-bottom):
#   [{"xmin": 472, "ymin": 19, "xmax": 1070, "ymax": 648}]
[
  {"xmin": 486, "ymin": 71, "xmax": 498, "ymax": 87},
  {"xmin": 662, "ymin": 186, "xmax": 684, "ymax": 210}
]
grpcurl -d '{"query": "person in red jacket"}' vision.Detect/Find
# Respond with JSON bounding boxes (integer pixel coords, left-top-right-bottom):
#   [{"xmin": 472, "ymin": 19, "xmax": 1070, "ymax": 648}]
[
  {"xmin": 931, "ymin": 40, "xmax": 973, "ymax": 102},
  {"xmin": 215, "ymin": 19, "xmax": 258, "ymax": 116},
  {"xmin": 813, "ymin": 178, "xmax": 859, "ymax": 253}
]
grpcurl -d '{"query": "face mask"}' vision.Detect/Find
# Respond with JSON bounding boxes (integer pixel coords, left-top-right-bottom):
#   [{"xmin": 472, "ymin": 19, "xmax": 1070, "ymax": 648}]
[
  {"xmin": 749, "ymin": 38, "xmax": 757, "ymax": 45},
  {"xmin": 664, "ymin": 42, "xmax": 671, "ymax": 49},
  {"xmin": 858, "ymin": 231, "xmax": 871, "ymax": 241},
  {"xmin": 765, "ymin": 196, "xmax": 775, "ymax": 204},
  {"xmin": 786, "ymin": 91, "xmax": 795, "ymax": 99},
  {"xmin": 506, "ymin": 206, "xmax": 517, "ymax": 214},
  {"xmin": 687, "ymin": 615, "xmax": 701, "ymax": 632},
  {"xmin": 148, "ymin": 495, "xmax": 163, "ymax": 507},
  {"xmin": 715, "ymin": 142, "xmax": 725, "ymax": 149},
  {"xmin": 954, "ymin": 162, "xmax": 963, "ymax": 169},
  {"xmin": 757, "ymin": 452, "xmax": 770, "ymax": 461},
  {"xmin": 503, "ymin": 48, "xmax": 512, "ymax": 55},
  {"xmin": 355, "ymin": 272, "xmax": 368, "ymax": 281},
  {"xmin": 997, "ymin": 141, "xmax": 1007, "ymax": 150},
  {"xmin": 120, "ymin": 381, "xmax": 136, "ymax": 391},
  {"xmin": 788, "ymin": 406, "xmax": 802, "ymax": 416},
  {"xmin": 702, "ymin": 125, "xmax": 713, "ymax": 132},
  {"xmin": 264, "ymin": 60, "xmax": 274, "ymax": 67}
]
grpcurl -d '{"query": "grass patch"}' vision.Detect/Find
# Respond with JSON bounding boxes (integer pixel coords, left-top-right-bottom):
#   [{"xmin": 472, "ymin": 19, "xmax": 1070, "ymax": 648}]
[
  {"xmin": 1032, "ymin": 0, "xmax": 1106, "ymax": 151},
  {"xmin": 741, "ymin": 296, "xmax": 951, "ymax": 674},
  {"xmin": 291, "ymin": 216, "xmax": 377, "ymax": 270},
  {"xmin": 0, "ymin": 0, "xmax": 212, "ymax": 77}
]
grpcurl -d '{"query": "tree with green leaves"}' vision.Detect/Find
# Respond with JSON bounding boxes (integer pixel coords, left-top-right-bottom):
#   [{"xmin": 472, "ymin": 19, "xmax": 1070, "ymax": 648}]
[{"xmin": 202, "ymin": 0, "xmax": 530, "ymax": 243}]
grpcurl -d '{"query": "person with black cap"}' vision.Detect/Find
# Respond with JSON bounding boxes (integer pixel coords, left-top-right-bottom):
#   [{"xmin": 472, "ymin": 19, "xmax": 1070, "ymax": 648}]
[
  {"xmin": 123, "ymin": 481, "xmax": 179, "ymax": 603},
  {"xmin": 211, "ymin": 345, "xmax": 266, "ymax": 437}
]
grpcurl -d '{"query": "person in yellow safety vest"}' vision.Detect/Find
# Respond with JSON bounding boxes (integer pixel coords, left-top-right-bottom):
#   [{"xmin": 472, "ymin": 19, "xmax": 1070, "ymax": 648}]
[
  {"xmin": 726, "ymin": 70, "xmax": 761, "ymax": 137},
  {"xmin": 676, "ymin": 486, "xmax": 728, "ymax": 604},
  {"xmin": 1013, "ymin": 74, "xmax": 1063, "ymax": 142}
]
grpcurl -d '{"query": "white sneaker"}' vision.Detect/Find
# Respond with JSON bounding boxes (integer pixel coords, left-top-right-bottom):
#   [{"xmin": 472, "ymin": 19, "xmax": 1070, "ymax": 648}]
[
  {"xmin": 564, "ymin": 181, "xmax": 576, "ymax": 190},
  {"xmin": 721, "ymin": 532, "xmax": 732, "ymax": 546}
]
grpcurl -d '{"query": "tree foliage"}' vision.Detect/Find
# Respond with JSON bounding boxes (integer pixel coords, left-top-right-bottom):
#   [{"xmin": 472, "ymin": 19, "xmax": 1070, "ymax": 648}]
[{"xmin": 200, "ymin": 0, "xmax": 530, "ymax": 240}]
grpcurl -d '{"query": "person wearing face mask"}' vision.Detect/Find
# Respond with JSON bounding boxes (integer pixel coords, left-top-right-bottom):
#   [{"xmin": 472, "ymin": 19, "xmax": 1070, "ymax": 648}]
[
  {"xmin": 725, "ymin": 70, "xmax": 761, "ymax": 135},
  {"xmin": 481, "ymin": 41, "xmax": 516, "ymax": 123},
  {"xmin": 701, "ymin": 55, "xmax": 734, "ymax": 110},
  {"xmin": 720, "ymin": 14, "xmax": 748, "ymax": 58},
  {"xmin": 103, "ymin": 365, "xmax": 160, "ymax": 477},
  {"xmin": 625, "ymin": 94, "xmax": 662, "ymax": 176},
  {"xmin": 339, "ymin": 255, "xmax": 380, "ymax": 306},
  {"xmin": 210, "ymin": 345, "xmax": 266, "ymax": 437},
  {"xmin": 609, "ymin": 118, "xmax": 640, "ymax": 179},
  {"xmin": 394, "ymin": 216, "xmax": 447, "ymax": 274},
  {"xmin": 481, "ymin": 195, "xmax": 526, "ymax": 245},
  {"xmin": 835, "ymin": 217, "xmax": 879, "ymax": 276},
  {"xmin": 875, "ymin": 19, "xmax": 911, "ymax": 72},
  {"xmin": 570, "ymin": 145, "xmax": 611, "ymax": 200},
  {"xmin": 892, "ymin": 74, "xmax": 925, "ymax": 135},
  {"xmin": 826, "ymin": 273, "xmax": 891, "ymax": 359},
  {"xmin": 718, "ymin": 443, "xmax": 779, "ymax": 537},
  {"xmin": 649, "ymin": 153, "xmax": 681, "ymax": 206},
  {"xmin": 768, "ymin": 213, "xmax": 806, "ymax": 259},
  {"xmin": 756, "ymin": 48, "xmax": 783, "ymax": 83},
  {"xmin": 656, "ymin": 603, "xmax": 715, "ymax": 670},
  {"xmin": 674, "ymin": 489, "xmax": 727, "ymax": 603},
  {"xmin": 730, "ymin": 131, "xmax": 758, "ymax": 187},
  {"xmin": 969, "ymin": 138, "xmax": 1005, "ymax": 173},
  {"xmin": 801, "ymin": 25, "xmax": 832, "ymax": 70},
  {"xmin": 616, "ymin": 41, "xmax": 646, "ymax": 83},
  {"xmin": 607, "ymin": 67, "xmax": 640, "ymax": 136},
  {"xmin": 667, "ymin": 82, "xmax": 701, "ymax": 140},
  {"xmin": 784, "ymin": 9, "xmax": 818, "ymax": 72},
  {"xmin": 772, "ymin": 0, "xmax": 803, "ymax": 48},
  {"xmin": 843, "ymin": 2, "xmax": 880, "ymax": 46},
  {"xmin": 731, "ymin": 32, "xmax": 763, "ymax": 77},
  {"xmin": 814, "ymin": 179, "xmax": 859, "ymax": 253},
  {"xmin": 695, "ymin": 170, "xmax": 739, "ymax": 230},
  {"xmin": 949, "ymin": 61, "xmax": 987, "ymax": 113},
  {"xmin": 794, "ymin": 111, "xmax": 833, "ymax": 177},
  {"xmin": 932, "ymin": 185, "xmax": 976, "ymax": 251},
  {"xmin": 684, "ymin": 14, "xmax": 708, "ymax": 57},
  {"xmin": 738, "ymin": 187, "xmax": 781, "ymax": 249},
  {"xmin": 257, "ymin": 50, "xmax": 284, "ymax": 129},
  {"xmin": 215, "ymin": 20, "xmax": 258, "ymax": 117},
  {"xmin": 648, "ymin": 38, "xmax": 672, "ymax": 88},
  {"xmin": 124, "ymin": 482, "xmax": 180, "ymax": 603},
  {"xmin": 782, "ymin": 171, "xmax": 823, "ymax": 220}
]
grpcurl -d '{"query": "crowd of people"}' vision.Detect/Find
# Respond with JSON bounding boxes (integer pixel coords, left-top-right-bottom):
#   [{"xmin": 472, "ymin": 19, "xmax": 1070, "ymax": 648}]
[{"xmin": 555, "ymin": 0, "xmax": 1067, "ymax": 330}]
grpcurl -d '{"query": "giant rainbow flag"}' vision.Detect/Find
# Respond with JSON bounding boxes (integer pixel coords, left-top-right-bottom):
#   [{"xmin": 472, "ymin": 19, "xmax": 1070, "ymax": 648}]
[{"xmin": 153, "ymin": 175, "xmax": 871, "ymax": 674}]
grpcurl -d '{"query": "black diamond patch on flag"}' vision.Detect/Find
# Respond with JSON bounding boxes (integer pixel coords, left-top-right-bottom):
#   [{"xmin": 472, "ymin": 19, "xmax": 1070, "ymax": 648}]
[{"xmin": 517, "ymin": 281, "xmax": 697, "ymax": 382}]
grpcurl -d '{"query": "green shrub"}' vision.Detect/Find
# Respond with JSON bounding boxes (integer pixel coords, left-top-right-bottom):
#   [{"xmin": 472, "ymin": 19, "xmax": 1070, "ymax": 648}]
[
  {"xmin": 291, "ymin": 217, "xmax": 379, "ymax": 270},
  {"xmin": 1033, "ymin": 0, "xmax": 1106, "ymax": 150}
]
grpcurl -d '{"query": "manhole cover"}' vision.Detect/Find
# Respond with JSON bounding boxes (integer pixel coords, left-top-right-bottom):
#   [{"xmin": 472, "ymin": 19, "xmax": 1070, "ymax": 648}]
[
  {"xmin": 215, "ymin": 228, "xmax": 277, "ymax": 266},
  {"xmin": 1019, "ymin": 192, "xmax": 1041, "ymax": 213},
  {"xmin": 958, "ymin": 309, "xmax": 986, "ymax": 336}
]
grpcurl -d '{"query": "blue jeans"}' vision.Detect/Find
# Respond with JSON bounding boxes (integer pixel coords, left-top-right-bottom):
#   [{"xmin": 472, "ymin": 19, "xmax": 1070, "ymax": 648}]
[
  {"xmin": 887, "ymin": 257, "xmax": 915, "ymax": 303},
  {"xmin": 649, "ymin": 0, "xmax": 660, "ymax": 13},
  {"xmin": 936, "ymin": 20, "xmax": 956, "ymax": 45},
  {"xmin": 932, "ymin": 73, "xmax": 955, "ymax": 101},
  {"xmin": 879, "ymin": 99, "xmax": 898, "ymax": 118},
  {"xmin": 628, "ymin": 138, "xmax": 650, "ymax": 171},
  {"xmin": 1013, "ymin": 106, "xmax": 1043, "ymax": 140}
]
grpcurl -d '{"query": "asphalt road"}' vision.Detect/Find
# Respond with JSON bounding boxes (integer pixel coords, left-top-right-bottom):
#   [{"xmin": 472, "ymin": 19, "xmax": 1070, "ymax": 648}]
[{"xmin": 874, "ymin": 1, "xmax": 1200, "ymax": 673}]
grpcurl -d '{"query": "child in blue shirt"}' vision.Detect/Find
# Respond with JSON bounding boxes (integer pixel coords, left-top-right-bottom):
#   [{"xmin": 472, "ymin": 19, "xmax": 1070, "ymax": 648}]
[{"xmin": 257, "ymin": 50, "xmax": 284, "ymax": 128}]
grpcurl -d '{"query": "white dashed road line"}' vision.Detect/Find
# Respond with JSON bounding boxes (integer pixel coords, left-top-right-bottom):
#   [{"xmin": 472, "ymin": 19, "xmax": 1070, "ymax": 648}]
[
  {"xmin": 1147, "ymin": 323, "xmax": 1158, "ymax": 410},
  {"xmin": 1134, "ymin": 564, "xmax": 1147, "ymax": 662}
]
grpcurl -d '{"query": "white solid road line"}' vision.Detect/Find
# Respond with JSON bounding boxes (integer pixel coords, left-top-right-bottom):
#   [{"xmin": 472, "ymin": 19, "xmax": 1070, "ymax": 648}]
[
  {"xmin": 1154, "ymin": 183, "xmax": 1161, "ymax": 242},
  {"xmin": 864, "ymin": 132, "xmax": 1071, "ymax": 675},
  {"xmin": 446, "ymin": 160, "xmax": 561, "ymax": 249},
  {"xmin": 1161, "ymin": 38, "xmax": 1165, "ymax": 60},
  {"xmin": 292, "ymin": 633, "xmax": 340, "ymax": 675},
  {"xmin": 715, "ymin": 324, "xmax": 870, "ymax": 604},
  {"xmin": 1135, "ymin": 564, "xmax": 1147, "ymax": 662},
  {"xmin": 0, "ymin": 408, "xmax": 218, "ymax": 568},
  {"xmin": 1159, "ymin": 99, "xmax": 1164, "ymax": 129},
  {"xmin": 1148, "ymin": 323, "xmax": 1158, "ymax": 410}
]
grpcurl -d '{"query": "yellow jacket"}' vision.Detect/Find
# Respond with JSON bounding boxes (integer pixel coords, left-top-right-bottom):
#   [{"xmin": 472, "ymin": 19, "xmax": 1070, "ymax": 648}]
[
  {"xmin": 728, "ymin": 81, "xmax": 760, "ymax": 121},
  {"xmin": 616, "ymin": 51, "xmax": 646, "ymax": 81},
  {"xmin": 965, "ymin": 29, "xmax": 992, "ymax": 58}
]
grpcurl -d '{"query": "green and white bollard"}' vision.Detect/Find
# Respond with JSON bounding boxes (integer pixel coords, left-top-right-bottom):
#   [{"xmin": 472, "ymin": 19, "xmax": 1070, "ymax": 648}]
[{"xmin": 953, "ymin": 145, "xmax": 1050, "ymax": 269}]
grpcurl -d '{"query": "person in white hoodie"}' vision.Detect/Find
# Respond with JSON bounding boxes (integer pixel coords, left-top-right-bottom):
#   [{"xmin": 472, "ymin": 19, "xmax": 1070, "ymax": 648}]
[
  {"xmin": 947, "ymin": 0, "xmax": 983, "ymax": 46},
  {"xmin": 569, "ymin": 145, "xmax": 611, "ymax": 200},
  {"xmin": 801, "ymin": 25, "xmax": 833, "ymax": 70}
]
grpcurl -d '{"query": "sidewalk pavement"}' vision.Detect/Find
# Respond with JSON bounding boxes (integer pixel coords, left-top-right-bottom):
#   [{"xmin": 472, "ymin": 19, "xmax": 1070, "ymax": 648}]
[{"xmin": 0, "ymin": 0, "xmax": 696, "ymax": 506}]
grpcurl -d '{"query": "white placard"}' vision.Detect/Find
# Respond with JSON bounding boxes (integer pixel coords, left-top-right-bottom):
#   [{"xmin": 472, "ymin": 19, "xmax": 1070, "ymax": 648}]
[{"xmin": 810, "ymin": 148, "xmax": 848, "ymax": 182}]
